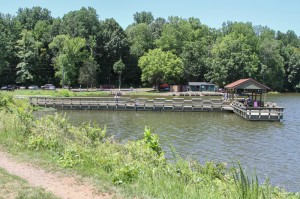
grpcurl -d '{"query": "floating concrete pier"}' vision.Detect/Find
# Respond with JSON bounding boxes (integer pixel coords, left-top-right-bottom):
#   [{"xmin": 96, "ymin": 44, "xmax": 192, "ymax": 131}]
[
  {"xmin": 231, "ymin": 101, "xmax": 284, "ymax": 121},
  {"xmin": 29, "ymin": 96, "xmax": 231, "ymax": 111},
  {"xmin": 29, "ymin": 96, "xmax": 284, "ymax": 121}
]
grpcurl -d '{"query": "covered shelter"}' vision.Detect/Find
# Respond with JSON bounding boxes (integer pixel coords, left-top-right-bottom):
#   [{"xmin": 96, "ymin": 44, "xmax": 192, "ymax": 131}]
[
  {"xmin": 188, "ymin": 82, "xmax": 216, "ymax": 92},
  {"xmin": 224, "ymin": 78, "xmax": 270, "ymax": 107}
]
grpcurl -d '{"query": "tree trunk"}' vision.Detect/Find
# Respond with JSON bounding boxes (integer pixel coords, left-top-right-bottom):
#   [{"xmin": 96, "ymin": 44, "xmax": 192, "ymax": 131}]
[{"xmin": 119, "ymin": 74, "xmax": 121, "ymax": 91}]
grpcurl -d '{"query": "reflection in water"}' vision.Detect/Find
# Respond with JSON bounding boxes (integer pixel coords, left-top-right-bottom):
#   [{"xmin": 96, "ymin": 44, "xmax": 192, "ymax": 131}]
[{"xmin": 36, "ymin": 94, "xmax": 300, "ymax": 192}]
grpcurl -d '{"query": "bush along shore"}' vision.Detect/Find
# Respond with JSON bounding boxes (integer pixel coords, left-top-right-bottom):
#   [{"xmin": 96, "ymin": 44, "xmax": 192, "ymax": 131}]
[{"xmin": 0, "ymin": 93, "xmax": 298, "ymax": 199}]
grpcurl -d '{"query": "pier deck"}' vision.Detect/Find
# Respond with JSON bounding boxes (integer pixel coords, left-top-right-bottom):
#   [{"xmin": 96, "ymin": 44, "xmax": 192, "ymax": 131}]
[
  {"xmin": 29, "ymin": 96, "xmax": 232, "ymax": 112},
  {"xmin": 231, "ymin": 101, "xmax": 284, "ymax": 121},
  {"xmin": 29, "ymin": 97, "xmax": 283, "ymax": 121}
]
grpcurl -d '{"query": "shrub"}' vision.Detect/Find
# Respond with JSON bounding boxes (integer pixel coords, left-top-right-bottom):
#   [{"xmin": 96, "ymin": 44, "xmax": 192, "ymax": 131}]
[
  {"xmin": 113, "ymin": 164, "xmax": 139, "ymax": 185},
  {"xmin": 200, "ymin": 162, "xmax": 228, "ymax": 181},
  {"xmin": 78, "ymin": 123, "xmax": 106, "ymax": 146},
  {"xmin": 57, "ymin": 146, "xmax": 83, "ymax": 168},
  {"xmin": 54, "ymin": 89, "xmax": 74, "ymax": 97},
  {"xmin": 0, "ymin": 94, "xmax": 34, "ymax": 135},
  {"xmin": 0, "ymin": 93, "xmax": 14, "ymax": 110},
  {"xmin": 28, "ymin": 135, "xmax": 60, "ymax": 151},
  {"xmin": 143, "ymin": 127, "xmax": 163, "ymax": 155}
]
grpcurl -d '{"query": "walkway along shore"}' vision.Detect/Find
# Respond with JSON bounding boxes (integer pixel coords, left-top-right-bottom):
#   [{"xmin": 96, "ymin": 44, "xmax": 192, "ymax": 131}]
[
  {"xmin": 0, "ymin": 150, "xmax": 112, "ymax": 199},
  {"xmin": 29, "ymin": 96, "xmax": 284, "ymax": 121}
]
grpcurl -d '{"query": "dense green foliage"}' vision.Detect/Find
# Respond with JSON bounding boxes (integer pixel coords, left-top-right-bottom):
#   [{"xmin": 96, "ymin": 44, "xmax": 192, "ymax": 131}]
[
  {"xmin": 0, "ymin": 7, "xmax": 300, "ymax": 91},
  {"xmin": 139, "ymin": 49, "xmax": 184, "ymax": 90},
  {"xmin": 0, "ymin": 93, "xmax": 298, "ymax": 198}
]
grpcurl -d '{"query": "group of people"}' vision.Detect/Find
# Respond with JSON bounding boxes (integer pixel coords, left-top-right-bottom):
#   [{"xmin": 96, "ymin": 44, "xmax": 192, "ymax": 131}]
[
  {"xmin": 223, "ymin": 93, "xmax": 229, "ymax": 101},
  {"xmin": 243, "ymin": 97, "xmax": 251, "ymax": 106}
]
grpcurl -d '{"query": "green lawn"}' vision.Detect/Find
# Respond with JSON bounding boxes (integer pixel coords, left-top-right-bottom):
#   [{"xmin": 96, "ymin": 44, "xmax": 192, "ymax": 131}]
[{"xmin": 2, "ymin": 89, "xmax": 111, "ymax": 97}]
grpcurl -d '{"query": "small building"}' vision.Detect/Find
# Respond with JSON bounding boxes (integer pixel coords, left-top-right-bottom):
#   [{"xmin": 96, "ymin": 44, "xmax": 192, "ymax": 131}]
[
  {"xmin": 224, "ymin": 78, "xmax": 270, "ymax": 107},
  {"xmin": 170, "ymin": 85, "xmax": 186, "ymax": 92},
  {"xmin": 224, "ymin": 78, "xmax": 284, "ymax": 121},
  {"xmin": 188, "ymin": 82, "xmax": 216, "ymax": 92}
]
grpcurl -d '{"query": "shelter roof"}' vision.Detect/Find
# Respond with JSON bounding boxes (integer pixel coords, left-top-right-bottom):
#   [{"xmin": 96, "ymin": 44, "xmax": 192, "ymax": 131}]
[
  {"xmin": 188, "ymin": 82, "xmax": 215, "ymax": 86},
  {"xmin": 225, "ymin": 78, "xmax": 270, "ymax": 90}
]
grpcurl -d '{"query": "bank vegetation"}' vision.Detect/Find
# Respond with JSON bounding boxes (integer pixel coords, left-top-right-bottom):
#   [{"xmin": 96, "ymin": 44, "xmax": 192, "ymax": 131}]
[{"xmin": 0, "ymin": 93, "xmax": 298, "ymax": 198}]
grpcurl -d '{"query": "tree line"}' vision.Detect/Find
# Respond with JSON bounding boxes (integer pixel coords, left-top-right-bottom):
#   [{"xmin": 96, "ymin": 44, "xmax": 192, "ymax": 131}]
[{"xmin": 0, "ymin": 7, "xmax": 299, "ymax": 91}]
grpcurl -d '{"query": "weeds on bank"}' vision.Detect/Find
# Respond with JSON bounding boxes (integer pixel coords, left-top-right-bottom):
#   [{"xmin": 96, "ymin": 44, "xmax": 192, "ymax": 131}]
[{"xmin": 0, "ymin": 92, "xmax": 298, "ymax": 199}]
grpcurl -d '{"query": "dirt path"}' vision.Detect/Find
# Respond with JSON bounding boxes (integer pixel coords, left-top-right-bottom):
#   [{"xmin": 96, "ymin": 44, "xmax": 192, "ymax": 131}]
[{"xmin": 0, "ymin": 150, "xmax": 113, "ymax": 199}]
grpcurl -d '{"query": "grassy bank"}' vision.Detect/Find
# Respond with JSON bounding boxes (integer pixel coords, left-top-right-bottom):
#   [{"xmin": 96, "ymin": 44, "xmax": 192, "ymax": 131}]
[
  {"xmin": 0, "ymin": 168, "xmax": 58, "ymax": 199},
  {"xmin": 0, "ymin": 93, "xmax": 298, "ymax": 199}
]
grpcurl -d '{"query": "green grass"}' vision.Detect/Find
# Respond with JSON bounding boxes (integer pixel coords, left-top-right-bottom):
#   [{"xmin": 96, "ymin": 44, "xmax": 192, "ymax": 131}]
[
  {"xmin": 0, "ymin": 92, "xmax": 298, "ymax": 199},
  {"xmin": 0, "ymin": 168, "xmax": 59, "ymax": 199},
  {"xmin": 268, "ymin": 91, "xmax": 280, "ymax": 94},
  {"xmin": 3, "ymin": 89, "xmax": 111, "ymax": 97}
]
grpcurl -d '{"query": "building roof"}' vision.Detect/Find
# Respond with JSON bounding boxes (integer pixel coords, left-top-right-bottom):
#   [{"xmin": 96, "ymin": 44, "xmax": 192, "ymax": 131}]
[
  {"xmin": 225, "ymin": 78, "xmax": 270, "ymax": 90},
  {"xmin": 188, "ymin": 82, "xmax": 215, "ymax": 86}
]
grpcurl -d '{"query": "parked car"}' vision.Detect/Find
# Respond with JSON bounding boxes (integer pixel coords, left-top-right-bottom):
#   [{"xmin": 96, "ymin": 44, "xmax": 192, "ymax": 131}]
[
  {"xmin": 1, "ymin": 85, "xmax": 15, "ymax": 91},
  {"xmin": 41, "ymin": 84, "xmax": 55, "ymax": 90},
  {"xmin": 28, "ymin": 85, "xmax": 39, "ymax": 90},
  {"xmin": 159, "ymin": 83, "xmax": 170, "ymax": 91},
  {"xmin": 100, "ymin": 85, "xmax": 115, "ymax": 89}
]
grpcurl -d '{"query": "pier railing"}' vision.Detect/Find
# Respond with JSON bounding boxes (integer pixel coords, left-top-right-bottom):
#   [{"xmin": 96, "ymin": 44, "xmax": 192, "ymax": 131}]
[
  {"xmin": 28, "ymin": 96, "xmax": 284, "ymax": 121},
  {"xmin": 231, "ymin": 101, "xmax": 284, "ymax": 121},
  {"xmin": 29, "ymin": 96, "xmax": 230, "ymax": 111}
]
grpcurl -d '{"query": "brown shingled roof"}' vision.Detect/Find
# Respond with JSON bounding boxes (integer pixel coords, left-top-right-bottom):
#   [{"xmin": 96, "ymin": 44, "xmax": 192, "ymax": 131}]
[{"xmin": 225, "ymin": 78, "xmax": 270, "ymax": 90}]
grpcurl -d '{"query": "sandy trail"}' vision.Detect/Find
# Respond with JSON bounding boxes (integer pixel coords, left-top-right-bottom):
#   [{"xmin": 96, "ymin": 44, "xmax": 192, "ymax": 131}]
[{"xmin": 0, "ymin": 150, "xmax": 113, "ymax": 199}]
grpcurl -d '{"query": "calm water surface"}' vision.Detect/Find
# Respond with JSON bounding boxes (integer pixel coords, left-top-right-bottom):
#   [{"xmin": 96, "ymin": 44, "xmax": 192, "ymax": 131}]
[{"xmin": 40, "ymin": 94, "xmax": 300, "ymax": 192}]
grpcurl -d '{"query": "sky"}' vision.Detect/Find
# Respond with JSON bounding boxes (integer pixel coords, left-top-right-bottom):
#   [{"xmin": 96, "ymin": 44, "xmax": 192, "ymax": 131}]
[{"xmin": 1, "ymin": 0, "xmax": 300, "ymax": 36}]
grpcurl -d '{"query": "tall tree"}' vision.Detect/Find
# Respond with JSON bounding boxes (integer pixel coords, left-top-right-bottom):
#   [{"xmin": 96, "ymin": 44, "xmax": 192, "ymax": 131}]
[
  {"xmin": 0, "ymin": 15, "xmax": 12, "ymax": 83},
  {"xmin": 277, "ymin": 30, "xmax": 300, "ymax": 48},
  {"xmin": 49, "ymin": 35, "xmax": 88, "ymax": 86},
  {"xmin": 148, "ymin": 17, "xmax": 166, "ymax": 40},
  {"xmin": 16, "ymin": 7, "xmax": 52, "ymax": 30},
  {"xmin": 258, "ymin": 37, "xmax": 285, "ymax": 91},
  {"xmin": 32, "ymin": 20, "xmax": 56, "ymax": 84},
  {"xmin": 181, "ymin": 40, "xmax": 210, "ymax": 82},
  {"xmin": 0, "ymin": 13, "xmax": 21, "ymax": 85},
  {"xmin": 16, "ymin": 30, "xmax": 42, "ymax": 84},
  {"xmin": 60, "ymin": 7, "xmax": 100, "ymax": 39},
  {"xmin": 126, "ymin": 23, "xmax": 154, "ymax": 57},
  {"xmin": 181, "ymin": 21, "xmax": 215, "ymax": 82},
  {"xmin": 113, "ymin": 59, "xmax": 126, "ymax": 91},
  {"xmin": 98, "ymin": 18, "xmax": 128, "ymax": 85},
  {"xmin": 138, "ymin": 48, "xmax": 183, "ymax": 91},
  {"xmin": 155, "ymin": 17, "xmax": 194, "ymax": 55},
  {"xmin": 78, "ymin": 57, "xmax": 99, "ymax": 89},
  {"xmin": 133, "ymin": 11, "xmax": 154, "ymax": 25},
  {"xmin": 281, "ymin": 45, "xmax": 300, "ymax": 91},
  {"xmin": 206, "ymin": 32, "xmax": 259, "ymax": 86}
]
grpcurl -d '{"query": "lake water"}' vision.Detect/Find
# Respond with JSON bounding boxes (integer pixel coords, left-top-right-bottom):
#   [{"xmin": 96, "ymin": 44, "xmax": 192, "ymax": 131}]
[{"xmin": 40, "ymin": 94, "xmax": 300, "ymax": 192}]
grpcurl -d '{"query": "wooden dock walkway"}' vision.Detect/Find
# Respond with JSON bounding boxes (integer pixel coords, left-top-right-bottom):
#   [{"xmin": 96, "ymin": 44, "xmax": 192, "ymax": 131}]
[
  {"xmin": 29, "ymin": 96, "xmax": 284, "ymax": 121},
  {"xmin": 29, "ymin": 96, "xmax": 232, "ymax": 112}
]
